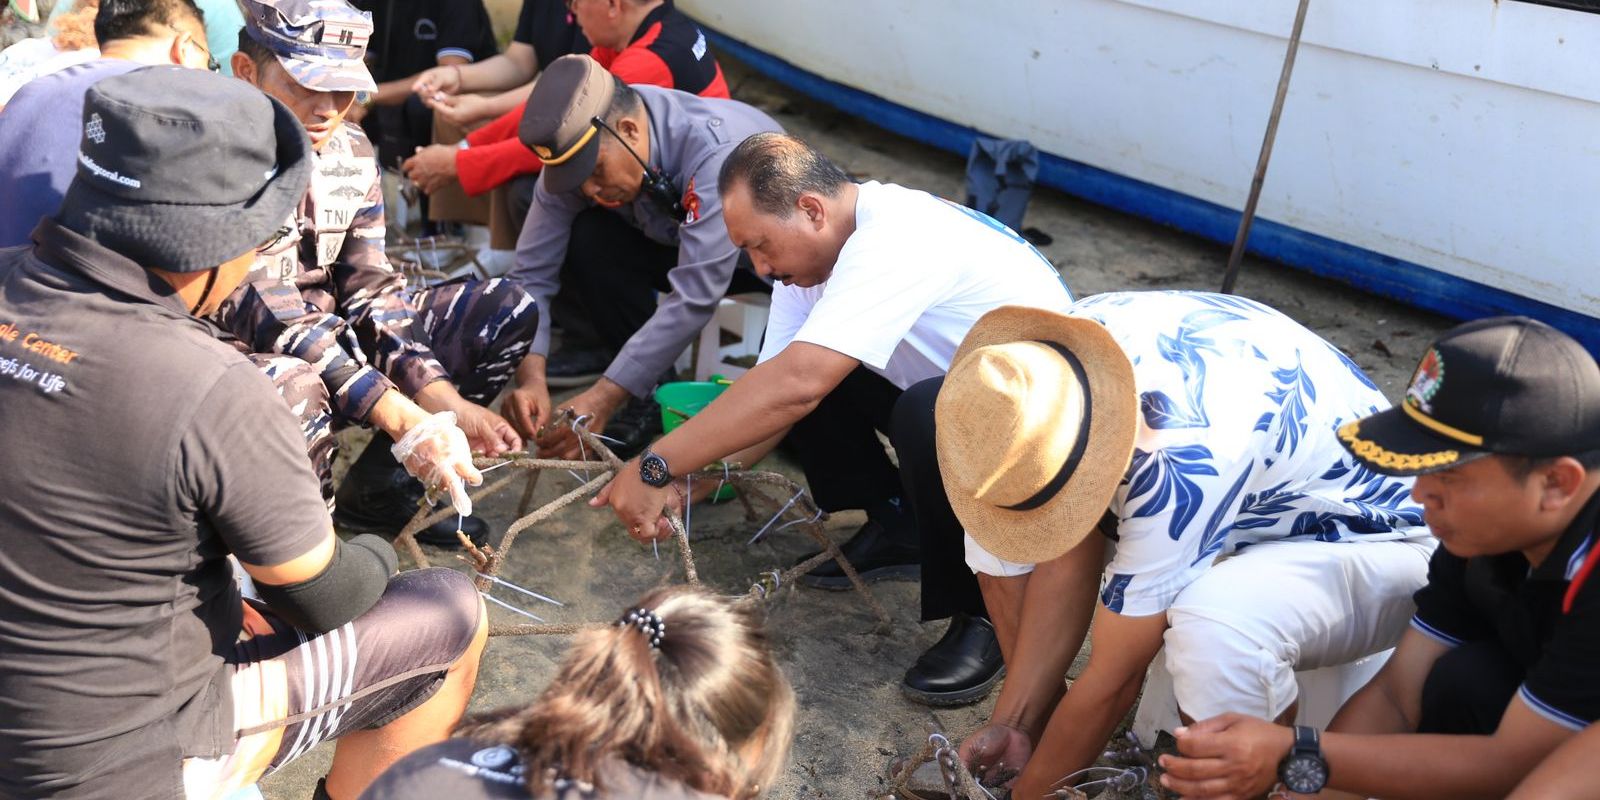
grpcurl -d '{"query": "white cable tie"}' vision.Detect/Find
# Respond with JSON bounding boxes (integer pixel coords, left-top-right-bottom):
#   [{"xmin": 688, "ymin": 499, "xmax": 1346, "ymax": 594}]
[
  {"xmin": 476, "ymin": 573, "xmax": 563, "ymax": 606},
  {"xmin": 748, "ymin": 488, "xmax": 805, "ymax": 545},
  {"xmin": 683, "ymin": 473, "xmax": 692, "ymax": 542},
  {"xmin": 589, "ymin": 431, "xmax": 628, "ymax": 447},
  {"xmin": 480, "ymin": 591, "xmax": 544, "ymax": 622},
  {"xmin": 769, "ymin": 506, "xmax": 824, "ymax": 538},
  {"xmin": 478, "ymin": 460, "xmax": 515, "ymax": 474}
]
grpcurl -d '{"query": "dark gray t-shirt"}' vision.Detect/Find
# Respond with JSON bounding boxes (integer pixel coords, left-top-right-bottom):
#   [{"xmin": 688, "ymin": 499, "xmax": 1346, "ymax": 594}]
[
  {"xmin": 0, "ymin": 222, "xmax": 329, "ymax": 798},
  {"xmin": 362, "ymin": 739, "xmax": 725, "ymax": 800}
]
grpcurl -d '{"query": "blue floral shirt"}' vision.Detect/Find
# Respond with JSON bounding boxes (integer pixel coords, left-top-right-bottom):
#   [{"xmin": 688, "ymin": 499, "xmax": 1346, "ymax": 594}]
[{"xmin": 1075, "ymin": 292, "xmax": 1432, "ymax": 617}]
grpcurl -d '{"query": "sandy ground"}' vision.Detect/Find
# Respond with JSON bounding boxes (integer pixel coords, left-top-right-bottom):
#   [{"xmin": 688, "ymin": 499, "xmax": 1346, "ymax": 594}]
[{"xmin": 263, "ymin": 53, "xmax": 1453, "ymax": 800}]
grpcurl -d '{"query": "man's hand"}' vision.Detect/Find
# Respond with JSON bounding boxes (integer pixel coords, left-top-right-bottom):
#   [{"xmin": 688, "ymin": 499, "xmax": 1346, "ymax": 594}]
[
  {"xmin": 411, "ymin": 64, "xmax": 462, "ymax": 98},
  {"xmin": 591, "ymin": 457, "xmax": 681, "ymax": 542},
  {"xmin": 402, "ymin": 145, "xmax": 460, "ymax": 196},
  {"xmin": 425, "ymin": 92, "xmax": 494, "ymax": 128},
  {"xmin": 453, "ymin": 401, "xmax": 521, "ymax": 456},
  {"xmin": 961, "ymin": 722, "xmax": 1033, "ymax": 788},
  {"xmin": 413, "ymin": 382, "xmax": 518, "ymax": 456},
  {"xmin": 504, "ymin": 354, "xmax": 552, "ymax": 440},
  {"xmin": 1159, "ymin": 714, "xmax": 1295, "ymax": 800},
  {"xmin": 537, "ymin": 379, "xmax": 630, "ymax": 460},
  {"xmin": 391, "ymin": 411, "xmax": 483, "ymax": 514}
]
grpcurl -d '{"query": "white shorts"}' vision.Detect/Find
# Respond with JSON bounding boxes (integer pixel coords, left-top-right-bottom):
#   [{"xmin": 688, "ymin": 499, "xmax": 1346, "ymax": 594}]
[
  {"xmin": 967, "ymin": 533, "xmax": 1436, "ymax": 722},
  {"xmin": 1160, "ymin": 538, "xmax": 1435, "ymax": 721}
]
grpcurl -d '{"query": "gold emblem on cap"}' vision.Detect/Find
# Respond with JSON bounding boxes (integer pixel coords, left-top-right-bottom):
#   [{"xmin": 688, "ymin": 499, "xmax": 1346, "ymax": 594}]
[
  {"xmin": 1338, "ymin": 421, "xmax": 1460, "ymax": 471},
  {"xmin": 536, "ymin": 125, "xmax": 598, "ymax": 166}
]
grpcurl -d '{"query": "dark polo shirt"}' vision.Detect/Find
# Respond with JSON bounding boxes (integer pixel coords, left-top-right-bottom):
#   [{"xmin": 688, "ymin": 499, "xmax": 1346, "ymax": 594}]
[
  {"xmin": 1411, "ymin": 489, "xmax": 1600, "ymax": 731},
  {"xmin": 0, "ymin": 221, "xmax": 328, "ymax": 799}
]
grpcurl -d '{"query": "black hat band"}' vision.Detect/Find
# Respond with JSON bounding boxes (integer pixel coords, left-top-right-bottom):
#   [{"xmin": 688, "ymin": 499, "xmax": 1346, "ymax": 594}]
[{"xmin": 1000, "ymin": 340, "xmax": 1093, "ymax": 513}]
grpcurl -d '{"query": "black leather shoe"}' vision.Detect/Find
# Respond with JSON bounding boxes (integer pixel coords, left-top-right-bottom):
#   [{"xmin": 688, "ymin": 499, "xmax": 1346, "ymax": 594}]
[
  {"xmin": 333, "ymin": 437, "xmax": 490, "ymax": 549},
  {"xmin": 600, "ymin": 395, "xmax": 664, "ymax": 461},
  {"xmin": 901, "ymin": 614, "xmax": 1006, "ymax": 707},
  {"xmin": 546, "ymin": 345, "xmax": 614, "ymax": 387},
  {"xmin": 797, "ymin": 518, "xmax": 921, "ymax": 590}
]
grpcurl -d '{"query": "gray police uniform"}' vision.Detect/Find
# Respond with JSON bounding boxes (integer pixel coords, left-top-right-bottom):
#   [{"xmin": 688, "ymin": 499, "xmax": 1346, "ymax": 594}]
[{"xmin": 510, "ymin": 86, "xmax": 781, "ymax": 397}]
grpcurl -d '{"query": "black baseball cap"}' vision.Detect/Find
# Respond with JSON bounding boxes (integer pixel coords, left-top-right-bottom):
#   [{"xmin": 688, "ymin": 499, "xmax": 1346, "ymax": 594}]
[
  {"xmin": 1338, "ymin": 316, "xmax": 1600, "ymax": 476},
  {"xmin": 519, "ymin": 55, "xmax": 616, "ymax": 194},
  {"xmin": 55, "ymin": 66, "xmax": 312, "ymax": 273}
]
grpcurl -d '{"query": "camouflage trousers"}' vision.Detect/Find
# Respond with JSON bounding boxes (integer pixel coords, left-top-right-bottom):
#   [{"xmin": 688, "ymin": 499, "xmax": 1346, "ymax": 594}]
[{"xmin": 250, "ymin": 277, "xmax": 539, "ymax": 508}]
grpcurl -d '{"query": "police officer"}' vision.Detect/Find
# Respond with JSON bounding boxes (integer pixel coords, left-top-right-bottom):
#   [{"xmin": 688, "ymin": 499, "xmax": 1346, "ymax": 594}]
[
  {"xmin": 221, "ymin": 0, "xmax": 542, "ymax": 546},
  {"xmin": 501, "ymin": 53, "xmax": 781, "ymax": 459}
]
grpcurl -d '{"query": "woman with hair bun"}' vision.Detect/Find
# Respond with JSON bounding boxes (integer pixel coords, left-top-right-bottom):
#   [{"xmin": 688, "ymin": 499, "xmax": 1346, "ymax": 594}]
[{"xmin": 361, "ymin": 586, "xmax": 796, "ymax": 800}]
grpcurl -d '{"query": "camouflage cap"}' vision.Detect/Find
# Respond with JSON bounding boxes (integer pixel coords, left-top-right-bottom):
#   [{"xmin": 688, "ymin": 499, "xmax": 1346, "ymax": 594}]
[{"xmin": 241, "ymin": 0, "xmax": 377, "ymax": 93}]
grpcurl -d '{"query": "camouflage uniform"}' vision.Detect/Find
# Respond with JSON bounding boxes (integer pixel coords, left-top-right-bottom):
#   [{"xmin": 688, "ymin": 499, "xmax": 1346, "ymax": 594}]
[{"xmin": 214, "ymin": 122, "xmax": 538, "ymax": 506}]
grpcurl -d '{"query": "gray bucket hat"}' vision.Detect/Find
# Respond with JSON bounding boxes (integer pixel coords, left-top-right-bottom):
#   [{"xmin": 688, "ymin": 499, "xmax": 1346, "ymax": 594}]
[{"xmin": 55, "ymin": 66, "xmax": 313, "ymax": 272}]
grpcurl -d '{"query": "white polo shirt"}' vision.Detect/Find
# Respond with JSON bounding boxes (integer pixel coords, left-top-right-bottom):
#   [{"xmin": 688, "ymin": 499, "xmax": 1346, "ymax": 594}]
[{"xmin": 757, "ymin": 181, "xmax": 1074, "ymax": 388}]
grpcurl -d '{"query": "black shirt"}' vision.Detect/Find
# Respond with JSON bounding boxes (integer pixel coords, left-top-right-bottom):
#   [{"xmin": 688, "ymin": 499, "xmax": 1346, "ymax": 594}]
[
  {"xmin": 1411, "ymin": 490, "xmax": 1600, "ymax": 731},
  {"xmin": 358, "ymin": 0, "xmax": 499, "ymax": 83},
  {"xmin": 361, "ymin": 739, "xmax": 724, "ymax": 800},
  {"xmin": 512, "ymin": 0, "xmax": 588, "ymax": 72},
  {"xmin": 0, "ymin": 222, "xmax": 329, "ymax": 798}
]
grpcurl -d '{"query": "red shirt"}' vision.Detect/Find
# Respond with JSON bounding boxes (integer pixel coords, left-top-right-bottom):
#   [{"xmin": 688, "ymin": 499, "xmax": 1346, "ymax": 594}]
[{"xmin": 457, "ymin": 4, "xmax": 729, "ymax": 196}]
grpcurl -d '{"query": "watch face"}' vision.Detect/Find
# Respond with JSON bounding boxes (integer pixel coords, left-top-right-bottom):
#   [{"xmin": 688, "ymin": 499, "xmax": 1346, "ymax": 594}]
[
  {"xmin": 640, "ymin": 454, "xmax": 670, "ymax": 487},
  {"xmin": 1283, "ymin": 755, "xmax": 1328, "ymax": 794}
]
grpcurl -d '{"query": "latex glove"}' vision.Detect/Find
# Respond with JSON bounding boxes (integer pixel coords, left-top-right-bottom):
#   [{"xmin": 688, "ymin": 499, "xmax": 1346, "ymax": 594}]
[{"xmin": 391, "ymin": 411, "xmax": 482, "ymax": 515}]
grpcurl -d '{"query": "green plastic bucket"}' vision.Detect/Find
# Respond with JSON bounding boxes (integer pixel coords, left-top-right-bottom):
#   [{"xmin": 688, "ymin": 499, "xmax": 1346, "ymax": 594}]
[{"xmin": 654, "ymin": 377, "xmax": 737, "ymax": 501}]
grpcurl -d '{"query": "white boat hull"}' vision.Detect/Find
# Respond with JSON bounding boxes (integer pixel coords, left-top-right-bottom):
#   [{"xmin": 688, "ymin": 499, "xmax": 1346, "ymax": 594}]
[{"xmin": 680, "ymin": 0, "xmax": 1600, "ymax": 349}]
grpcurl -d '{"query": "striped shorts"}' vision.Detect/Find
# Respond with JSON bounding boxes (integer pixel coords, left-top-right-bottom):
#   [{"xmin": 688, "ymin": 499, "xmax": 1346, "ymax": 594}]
[{"xmin": 182, "ymin": 568, "xmax": 482, "ymax": 800}]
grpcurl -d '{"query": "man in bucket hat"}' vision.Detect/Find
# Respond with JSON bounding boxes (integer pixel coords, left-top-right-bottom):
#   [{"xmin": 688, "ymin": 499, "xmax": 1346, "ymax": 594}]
[
  {"xmin": 220, "ymin": 0, "xmax": 541, "ymax": 548},
  {"xmin": 928, "ymin": 292, "xmax": 1434, "ymax": 798},
  {"xmin": 1163, "ymin": 317, "xmax": 1600, "ymax": 800},
  {"xmin": 0, "ymin": 67, "xmax": 487, "ymax": 800}
]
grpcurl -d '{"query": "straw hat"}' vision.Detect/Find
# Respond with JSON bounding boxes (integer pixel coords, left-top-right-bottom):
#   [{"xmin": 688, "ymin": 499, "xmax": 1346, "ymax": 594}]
[{"xmin": 936, "ymin": 306, "xmax": 1138, "ymax": 564}]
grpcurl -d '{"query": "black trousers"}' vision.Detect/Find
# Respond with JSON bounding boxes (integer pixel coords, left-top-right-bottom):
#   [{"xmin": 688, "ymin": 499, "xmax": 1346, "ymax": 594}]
[
  {"xmin": 788, "ymin": 371, "xmax": 986, "ymax": 622},
  {"xmin": 894, "ymin": 377, "xmax": 987, "ymax": 621},
  {"xmin": 559, "ymin": 208, "xmax": 768, "ymax": 355},
  {"xmin": 1418, "ymin": 638, "xmax": 1525, "ymax": 735}
]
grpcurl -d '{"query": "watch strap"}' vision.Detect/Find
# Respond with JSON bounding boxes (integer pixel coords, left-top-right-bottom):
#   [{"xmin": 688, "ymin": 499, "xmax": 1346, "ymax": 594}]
[{"xmin": 1292, "ymin": 725, "xmax": 1320, "ymax": 755}]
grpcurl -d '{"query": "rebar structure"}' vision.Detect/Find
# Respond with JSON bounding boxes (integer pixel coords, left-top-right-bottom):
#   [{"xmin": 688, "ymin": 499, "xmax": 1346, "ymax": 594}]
[{"xmin": 387, "ymin": 409, "xmax": 891, "ymax": 637}]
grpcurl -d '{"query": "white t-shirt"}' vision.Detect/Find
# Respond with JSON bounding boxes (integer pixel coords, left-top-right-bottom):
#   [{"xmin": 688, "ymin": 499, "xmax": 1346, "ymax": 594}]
[{"xmin": 757, "ymin": 181, "xmax": 1074, "ymax": 388}]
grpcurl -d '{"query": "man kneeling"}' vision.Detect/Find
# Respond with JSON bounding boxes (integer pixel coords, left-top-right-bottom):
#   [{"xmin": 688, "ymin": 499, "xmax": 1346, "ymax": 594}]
[
  {"xmin": 932, "ymin": 293, "xmax": 1435, "ymax": 797},
  {"xmin": 0, "ymin": 67, "xmax": 486, "ymax": 800}
]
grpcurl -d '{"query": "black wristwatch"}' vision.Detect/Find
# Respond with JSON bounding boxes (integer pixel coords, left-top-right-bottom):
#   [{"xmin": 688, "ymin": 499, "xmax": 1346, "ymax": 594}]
[
  {"xmin": 1277, "ymin": 725, "xmax": 1329, "ymax": 795},
  {"xmin": 638, "ymin": 449, "xmax": 673, "ymax": 488}
]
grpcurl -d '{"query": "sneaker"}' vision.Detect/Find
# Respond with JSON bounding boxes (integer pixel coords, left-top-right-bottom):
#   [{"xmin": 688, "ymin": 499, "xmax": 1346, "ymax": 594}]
[
  {"xmin": 796, "ymin": 518, "xmax": 921, "ymax": 590},
  {"xmin": 546, "ymin": 345, "xmax": 614, "ymax": 387}
]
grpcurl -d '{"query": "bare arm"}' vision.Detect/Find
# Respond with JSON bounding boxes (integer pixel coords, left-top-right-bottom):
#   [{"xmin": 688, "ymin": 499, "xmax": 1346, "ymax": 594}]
[
  {"xmin": 412, "ymin": 43, "xmax": 538, "ymax": 97},
  {"xmin": 240, "ymin": 533, "xmax": 336, "ymax": 586},
  {"xmin": 1163, "ymin": 631, "xmax": 1577, "ymax": 800},
  {"xmin": 652, "ymin": 343, "xmax": 857, "ymax": 473},
  {"xmin": 1009, "ymin": 606, "xmax": 1170, "ymax": 799},
  {"xmin": 1326, "ymin": 628, "xmax": 1450, "ymax": 735},
  {"xmin": 986, "ymin": 537, "xmax": 1106, "ymax": 736},
  {"xmin": 596, "ymin": 343, "xmax": 857, "ymax": 536},
  {"xmin": 1508, "ymin": 723, "xmax": 1600, "ymax": 800}
]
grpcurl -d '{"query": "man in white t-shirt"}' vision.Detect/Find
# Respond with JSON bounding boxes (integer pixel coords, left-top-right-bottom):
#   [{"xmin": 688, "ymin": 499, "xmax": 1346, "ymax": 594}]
[{"xmin": 597, "ymin": 132, "xmax": 1074, "ymax": 704}]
